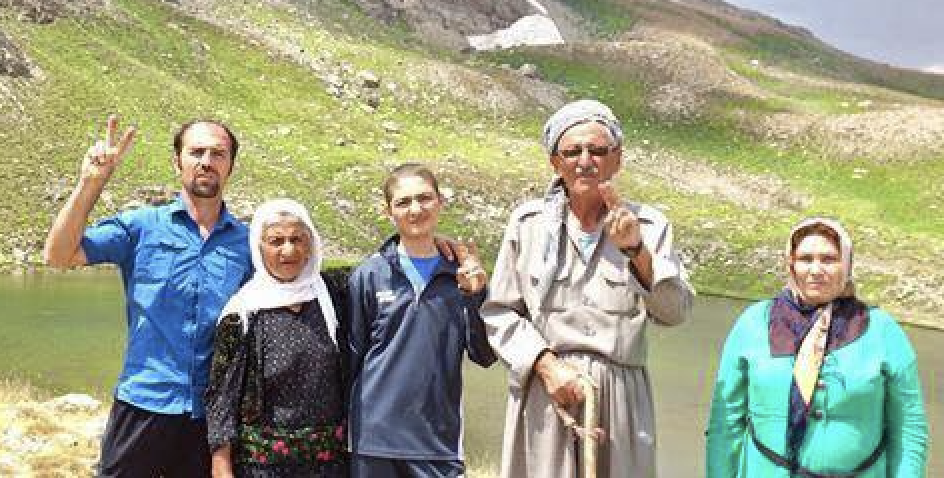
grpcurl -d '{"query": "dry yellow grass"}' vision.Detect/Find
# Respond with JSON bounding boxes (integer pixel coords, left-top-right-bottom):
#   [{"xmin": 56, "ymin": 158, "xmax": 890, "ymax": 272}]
[
  {"xmin": 0, "ymin": 378, "xmax": 103, "ymax": 477},
  {"xmin": 467, "ymin": 465, "xmax": 499, "ymax": 478},
  {"xmin": 0, "ymin": 377, "xmax": 501, "ymax": 477},
  {"xmin": 0, "ymin": 377, "xmax": 47, "ymax": 403}
]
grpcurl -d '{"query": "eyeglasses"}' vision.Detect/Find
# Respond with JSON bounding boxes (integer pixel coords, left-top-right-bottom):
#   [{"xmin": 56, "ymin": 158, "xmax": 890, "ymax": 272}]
[
  {"xmin": 391, "ymin": 193, "xmax": 439, "ymax": 210},
  {"xmin": 556, "ymin": 144, "xmax": 613, "ymax": 159}
]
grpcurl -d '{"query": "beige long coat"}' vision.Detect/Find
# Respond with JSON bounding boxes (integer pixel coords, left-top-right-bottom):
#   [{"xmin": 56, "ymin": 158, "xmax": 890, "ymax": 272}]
[{"xmin": 482, "ymin": 198, "xmax": 694, "ymax": 478}]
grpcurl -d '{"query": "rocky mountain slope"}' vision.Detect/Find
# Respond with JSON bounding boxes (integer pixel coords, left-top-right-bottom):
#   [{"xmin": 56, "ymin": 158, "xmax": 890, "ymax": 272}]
[{"xmin": 0, "ymin": 0, "xmax": 941, "ymax": 329}]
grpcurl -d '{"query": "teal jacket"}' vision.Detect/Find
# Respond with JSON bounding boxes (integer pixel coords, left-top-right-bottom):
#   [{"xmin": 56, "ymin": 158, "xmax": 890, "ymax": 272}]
[{"xmin": 706, "ymin": 300, "xmax": 928, "ymax": 477}]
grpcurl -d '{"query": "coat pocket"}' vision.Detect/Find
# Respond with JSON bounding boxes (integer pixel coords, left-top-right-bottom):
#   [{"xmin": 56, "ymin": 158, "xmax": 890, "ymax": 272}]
[{"xmin": 591, "ymin": 257, "xmax": 637, "ymax": 315}]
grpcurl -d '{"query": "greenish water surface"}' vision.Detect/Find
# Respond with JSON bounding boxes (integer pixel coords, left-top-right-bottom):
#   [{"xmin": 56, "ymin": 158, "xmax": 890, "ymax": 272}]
[{"xmin": 2, "ymin": 272, "xmax": 940, "ymax": 476}]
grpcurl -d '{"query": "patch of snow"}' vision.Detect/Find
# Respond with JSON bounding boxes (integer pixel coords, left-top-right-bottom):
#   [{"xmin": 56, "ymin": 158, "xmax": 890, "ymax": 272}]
[{"xmin": 467, "ymin": 15, "xmax": 563, "ymax": 51}]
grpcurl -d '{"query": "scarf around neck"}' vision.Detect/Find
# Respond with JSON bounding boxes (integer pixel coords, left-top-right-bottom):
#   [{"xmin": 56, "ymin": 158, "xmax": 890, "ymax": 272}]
[{"xmin": 534, "ymin": 176, "xmax": 569, "ymax": 308}]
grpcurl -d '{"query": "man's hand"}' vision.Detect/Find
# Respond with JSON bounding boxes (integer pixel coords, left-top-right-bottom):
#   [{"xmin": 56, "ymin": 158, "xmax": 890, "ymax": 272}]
[
  {"xmin": 455, "ymin": 239, "xmax": 487, "ymax": 294},
  {"xmin": 599, "ymin": 181, "xmax": 642, "ymax": 251},
  {"xmin": 599, "ymin": 181, "xmax": 655, "ymax": 287},
  {"xmin": 80, "ymin": 114, "xmax": 136, "ymax": 182},
  {"xmin": 535, "ymin": 352, "xmax": 584, "ymax": 407},
  {"xmin": 43, "ymin": 114, "xmax": 135, "ymax": 268}
]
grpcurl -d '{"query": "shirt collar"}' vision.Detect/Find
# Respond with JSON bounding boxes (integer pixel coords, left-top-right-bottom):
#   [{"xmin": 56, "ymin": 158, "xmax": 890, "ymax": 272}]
[
  {"xmin": 217, "ymin": 201, "xmax": 240, "ymax": 229},
  {"xmin": 168, "ymin": 195, "xmax": 187, "ymax": 215},
  {"xmin": 380, "ymin": 234, "xmax": 458, "ymax": 275},
  {"xmin": 565, "ymin": 209, "xmax": 602, "ymax": 261},
  {"xmin": 168, "ymin": 194, "xmax": 240, "ymax": 230}
]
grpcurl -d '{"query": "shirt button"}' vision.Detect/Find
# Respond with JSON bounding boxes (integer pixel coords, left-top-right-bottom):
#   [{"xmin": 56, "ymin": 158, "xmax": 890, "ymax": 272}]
[
  {"xmin": 811, "ymin": 409, "xmax": 824, "ymax": 420},
  {"xmin": 583, "ymin": 325, "xmax": 596, "ymax": 336}
]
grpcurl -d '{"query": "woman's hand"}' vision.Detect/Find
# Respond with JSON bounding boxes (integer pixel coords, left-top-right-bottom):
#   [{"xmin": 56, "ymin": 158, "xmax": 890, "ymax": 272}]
[
  {"xmin": 211, "ymin": 445, "xmax": 235, "ymax": 478},
  {"xmin": 455, "ymin": 240, "xmax": 488, "ymax": 294}
]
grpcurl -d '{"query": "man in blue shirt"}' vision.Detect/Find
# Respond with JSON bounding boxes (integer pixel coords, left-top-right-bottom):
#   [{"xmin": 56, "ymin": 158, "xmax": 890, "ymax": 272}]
[{"xmin": 43, "ymin": 115, "xmax": 251, "ymax": 477}]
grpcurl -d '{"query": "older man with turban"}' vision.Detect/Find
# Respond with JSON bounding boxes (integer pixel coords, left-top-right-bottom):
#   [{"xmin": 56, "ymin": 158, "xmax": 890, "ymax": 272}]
[{"xmin": 482, "ymin": 99, "xmax": 695, "ymax": 478}]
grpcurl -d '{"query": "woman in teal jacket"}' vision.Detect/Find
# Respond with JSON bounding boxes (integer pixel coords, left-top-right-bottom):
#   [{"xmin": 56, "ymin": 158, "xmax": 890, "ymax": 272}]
[{"xmin": 706, "ymin": 217, "xmax": 928, "ymax": 477}]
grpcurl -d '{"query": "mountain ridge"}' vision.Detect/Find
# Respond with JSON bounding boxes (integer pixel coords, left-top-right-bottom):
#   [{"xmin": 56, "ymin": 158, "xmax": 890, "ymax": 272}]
[{"xmin": 0, "ymin": 0, "xmax": 941, "ymax": 330}]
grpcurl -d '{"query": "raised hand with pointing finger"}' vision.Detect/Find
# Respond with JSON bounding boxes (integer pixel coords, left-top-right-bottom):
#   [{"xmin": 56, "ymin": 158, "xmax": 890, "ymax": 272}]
[
  {"xmin": 81, "ymin": 115, "xmax": 136, "ymax": 182},
  {"xmin": 599, "ymin": 180, "xmax": 654, "ymax": 288},
  {"xmin": 598, "ymin": 181, "xmax": 642, "ymax": 252}
]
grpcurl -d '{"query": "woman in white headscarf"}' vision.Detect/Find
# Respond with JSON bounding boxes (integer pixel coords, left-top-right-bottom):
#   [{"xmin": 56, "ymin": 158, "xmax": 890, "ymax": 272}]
[
  {"xmin": 706, "ymin": 217, "xmax": 928, "ymax": 477},
  {"xmin": 205, "ymin": 199, "xmax": 349, "ymax": 478}
]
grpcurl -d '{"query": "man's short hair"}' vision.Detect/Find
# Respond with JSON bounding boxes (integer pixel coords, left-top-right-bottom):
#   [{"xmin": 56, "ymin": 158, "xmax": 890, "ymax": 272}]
[{"xmin": 173, "ymin": 120, "xmax": 240, "ymax": 161}]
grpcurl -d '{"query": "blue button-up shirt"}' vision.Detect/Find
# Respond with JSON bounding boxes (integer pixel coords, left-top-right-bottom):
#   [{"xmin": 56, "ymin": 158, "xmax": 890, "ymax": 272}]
[{"xmin": 82, "ymin": 197, "xmax": 251, "ymax": 418}]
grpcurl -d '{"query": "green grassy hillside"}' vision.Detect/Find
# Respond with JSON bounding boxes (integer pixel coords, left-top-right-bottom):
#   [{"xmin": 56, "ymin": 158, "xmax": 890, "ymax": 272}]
[
  {"xmin": 0, "ymin": 0, "xmax": 941, "ymax": 328},
  {"xmin": 0, "ymin": 0, "xmax": 542, "ymax": 259}
]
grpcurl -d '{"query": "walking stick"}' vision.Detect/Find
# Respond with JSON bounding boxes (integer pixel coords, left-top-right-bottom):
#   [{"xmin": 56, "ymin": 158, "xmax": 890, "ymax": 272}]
[
  {"xmin": 553, "ymin": 374, "xmax": 605, "ymax": 478},
  {"xmin": 579, "ymin": 375, "xmax": 599, "ymax": 478}
]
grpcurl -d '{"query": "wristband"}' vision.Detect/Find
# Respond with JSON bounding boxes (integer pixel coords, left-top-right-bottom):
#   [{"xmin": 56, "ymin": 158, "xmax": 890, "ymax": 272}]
[{"xmin": 620, "ymin": 241, "xmax": 643, "ymax": 260}]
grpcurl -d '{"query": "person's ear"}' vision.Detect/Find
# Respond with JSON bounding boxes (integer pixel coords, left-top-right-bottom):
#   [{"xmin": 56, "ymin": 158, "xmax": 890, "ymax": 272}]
[
  {"xmin": 549, "ymin": 154, "xmax": 563, "ymax": 175},
  {"xmin": 608, "ymin": 148, "xmax": 623, "ymax": 179},
  {"xmin": 172, "ymin": 155, "xmax": 182, "ymax": 174}
]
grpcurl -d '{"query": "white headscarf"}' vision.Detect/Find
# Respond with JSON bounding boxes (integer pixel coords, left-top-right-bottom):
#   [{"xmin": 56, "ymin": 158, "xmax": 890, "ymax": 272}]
[{"xmin": 219, "ymin": 198, "xmax": 338, "ymax": 346}]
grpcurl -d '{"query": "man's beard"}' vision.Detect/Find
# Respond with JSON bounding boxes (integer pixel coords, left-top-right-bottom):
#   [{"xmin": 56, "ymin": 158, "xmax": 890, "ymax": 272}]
[{"xmin": 187, "ymin": 178, "xmax": 220, "ymax": 198}]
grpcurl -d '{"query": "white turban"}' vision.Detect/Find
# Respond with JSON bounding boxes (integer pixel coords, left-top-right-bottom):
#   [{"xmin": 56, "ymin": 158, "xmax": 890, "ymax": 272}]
[{"xmin": 542, "ymin": 99, "xmax": 623, "ymax": 154}]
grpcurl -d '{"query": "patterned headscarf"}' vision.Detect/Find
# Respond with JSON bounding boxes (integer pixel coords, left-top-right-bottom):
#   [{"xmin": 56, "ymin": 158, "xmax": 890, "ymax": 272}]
[
  {"xmin": 785, "ymin": 216, "xmax": 855, "ymax": 301},
  {"xmin": 219, "ymin": 199, "xmax": 338, "ymax": 346}
]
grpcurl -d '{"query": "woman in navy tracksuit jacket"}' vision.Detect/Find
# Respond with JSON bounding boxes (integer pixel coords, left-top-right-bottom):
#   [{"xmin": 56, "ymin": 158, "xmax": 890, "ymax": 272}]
[{"xmin": 347, "ymin": 163, "xmax": 496, "ymax": 478}]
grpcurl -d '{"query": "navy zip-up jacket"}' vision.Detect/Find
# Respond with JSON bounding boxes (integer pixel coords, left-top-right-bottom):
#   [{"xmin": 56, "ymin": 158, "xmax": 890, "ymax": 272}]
[{"xmin": 348, "ymin": 235, "xmax": 496, "ymax": 460}]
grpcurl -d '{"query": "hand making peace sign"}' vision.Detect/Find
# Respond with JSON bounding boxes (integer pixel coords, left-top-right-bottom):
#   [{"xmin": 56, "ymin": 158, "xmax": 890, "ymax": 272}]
[{"xmin": 80, "ymin": 114, "xmax": 136, "ymax": 182}]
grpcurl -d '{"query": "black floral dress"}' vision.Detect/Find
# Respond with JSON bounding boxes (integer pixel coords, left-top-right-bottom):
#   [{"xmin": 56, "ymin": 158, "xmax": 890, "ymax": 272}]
[{"xmin": 206, "ymin": 271, "xmax": 350, "ymax": 478}]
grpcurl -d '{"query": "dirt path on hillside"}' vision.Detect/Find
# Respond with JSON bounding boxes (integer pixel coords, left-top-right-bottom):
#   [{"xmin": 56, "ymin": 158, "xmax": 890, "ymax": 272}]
[{"xmin": 752, "ymin": 106, "xmax": 944, "ymax": 161}]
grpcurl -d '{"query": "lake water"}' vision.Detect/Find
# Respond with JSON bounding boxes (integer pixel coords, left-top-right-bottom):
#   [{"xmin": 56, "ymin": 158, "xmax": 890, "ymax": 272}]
[{"xmin": 2, "ymin": 272, "xmax": 940, "ymax": 476}]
